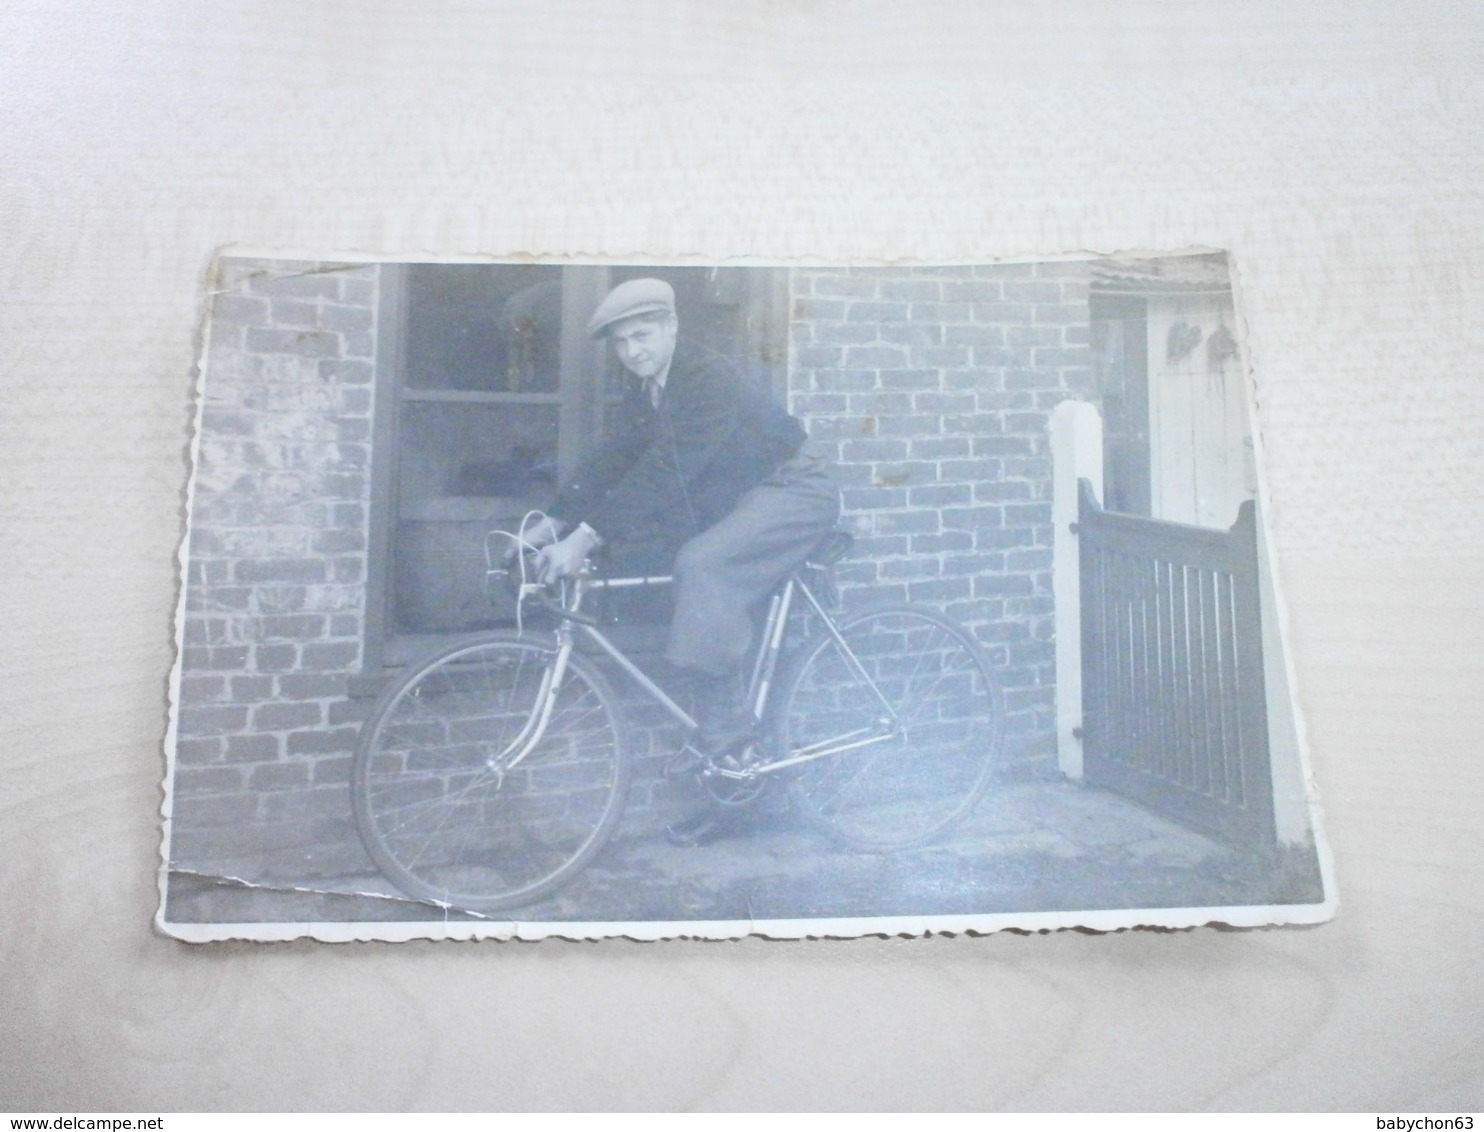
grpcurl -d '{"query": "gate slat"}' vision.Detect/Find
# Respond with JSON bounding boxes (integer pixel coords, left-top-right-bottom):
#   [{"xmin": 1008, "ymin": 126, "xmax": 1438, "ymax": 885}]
[{"xmin": 1076, "ymin": 480, "xmax": 1275, "ymax": 847}]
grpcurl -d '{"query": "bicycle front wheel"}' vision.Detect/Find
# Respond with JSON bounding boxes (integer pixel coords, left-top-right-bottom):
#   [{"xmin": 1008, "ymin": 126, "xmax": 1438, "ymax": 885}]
[
  {"xmin": 778, "ymin": 605, "xmax": 1004, "ymax": 850},
  {"xmin": 352, "ymin": 632, "xmax": 630, "ymax": 914}
]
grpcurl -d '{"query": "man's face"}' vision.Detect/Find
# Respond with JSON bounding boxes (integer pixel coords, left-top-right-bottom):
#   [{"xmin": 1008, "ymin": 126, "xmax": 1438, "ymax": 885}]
[{"xmin": 608, "ymin": 312, "xmax": 678, "ymax": 380}]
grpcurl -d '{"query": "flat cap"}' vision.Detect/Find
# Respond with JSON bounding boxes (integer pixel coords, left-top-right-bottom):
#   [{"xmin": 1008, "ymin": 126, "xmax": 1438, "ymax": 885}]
[{"xmin": 586, "ymin": 278, "xmax": 675, "ymax": 337}]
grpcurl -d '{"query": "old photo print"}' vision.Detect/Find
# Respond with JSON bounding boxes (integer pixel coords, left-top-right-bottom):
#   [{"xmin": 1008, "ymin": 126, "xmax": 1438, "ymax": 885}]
[{"xmin": 160, "ymin": 253, "xmax": 1332, "ymax": 940}]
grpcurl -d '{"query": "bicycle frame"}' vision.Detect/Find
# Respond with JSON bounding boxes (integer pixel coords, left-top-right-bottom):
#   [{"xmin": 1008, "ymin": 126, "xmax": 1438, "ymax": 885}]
[{"xmin": 500, "ymin": 565, "xmax": 904, "ymax": 781}]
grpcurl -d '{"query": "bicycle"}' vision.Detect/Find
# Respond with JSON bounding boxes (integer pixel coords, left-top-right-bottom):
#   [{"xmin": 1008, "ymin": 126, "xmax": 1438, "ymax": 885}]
[{"xmin": 351, "ymin": 528, "xmax": 1006, "ymax": 915}]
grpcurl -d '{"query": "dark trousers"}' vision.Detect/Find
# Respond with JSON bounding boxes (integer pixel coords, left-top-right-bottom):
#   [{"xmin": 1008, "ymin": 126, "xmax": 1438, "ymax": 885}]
[{"xmin": 664, "ymin": 448, "xmax": 840, "ymax": 676}]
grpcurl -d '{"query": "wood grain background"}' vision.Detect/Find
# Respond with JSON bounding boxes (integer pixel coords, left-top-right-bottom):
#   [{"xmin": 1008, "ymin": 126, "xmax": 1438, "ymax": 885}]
[{"xmin": 2, "ymin": 0, "xmax": 1481, "ymax": 1110}]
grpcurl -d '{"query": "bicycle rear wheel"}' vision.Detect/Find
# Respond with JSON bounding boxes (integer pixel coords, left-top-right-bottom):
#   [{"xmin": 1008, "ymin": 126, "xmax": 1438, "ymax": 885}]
[
  {"xmin": 778, "ymin": 605, "xmax": 1004, "ymax": 849},
  {"xmin": 352, "ymin": 632, "xmax": 630, "ymax": 913}
]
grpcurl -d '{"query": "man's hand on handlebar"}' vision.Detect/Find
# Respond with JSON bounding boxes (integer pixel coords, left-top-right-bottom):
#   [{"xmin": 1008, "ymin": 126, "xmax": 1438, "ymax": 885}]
[{"xmin": 535, "ymin": 524, "xmax": 602, "ymax": 585}]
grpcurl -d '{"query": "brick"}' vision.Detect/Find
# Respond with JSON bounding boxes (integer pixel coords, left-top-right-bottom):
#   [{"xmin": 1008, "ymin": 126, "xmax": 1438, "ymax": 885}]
[
  {"xmin": 975, "ymin": 528, "xmax": 1037, "ymax": 550},
  {"xmin": 940, "ymin": 458, "xmax": 1009, "ymax": 481},
  {"xmin": 175, "ymin": 793, "xmax": 259, "ymax": 827},
  {"xmin": 973, "ymin": 573, "xmax": 1034, "ymax": 597},
  {"xmin": 879, "ymin": 279, "xmax": 941, "ymax": 301},
  {"xmin": 792, "ymin": 297, "xmax": 846, "ymax": 320},
  {"xmin": 843, "ymin": 345, "xmax": 908, "ymax": 369},
  {"xmin": 1007, "ymin": 549, "xmax": 1053, "ymax": 571},
  {"xmin": 178, "ymin": 704, "xmax": 250, "ymax": 736},
  {"xmin": 301, "ymin": 641, "xmax": 360, "ymax": 670},
  {"xmin": 224, "ymin": 732, "xmax": 281, "ymax": 763},
  {"xmin": 908, "ymin": 578, "xmax": 972, "ymax": 602},
  {"xmin": 913, "ymin": 391, "xmax": 976, "ymax": 412},
  {"xmin": 816, "ymin": 322, "xmax": 877, "ymax": 347},
  {"xmin": 260, "ymin": 784, "xmax": 349, "ymax": 823},
  {"xmin": 973, "ymin": 480, "xmax": 1033, "ymax": 503},
  {"xmin": 1005, "ymin": 281, "xmax": 1063, "ymax": 303},
  {"xmin": 873, "ymin": 510, "xmax": 938, "ymax": 536},
  {"xmin": 1005, "ymin": 368, "xmax": 1061, "ymax": 391},
  {"xmin": 908, "ymin": 484, "xmax": 972, "ymax": 507},
  {"xmin": 321, "ymin": 304, "xmax": 373, "ymax": 332},
  {"xmin": 847, "ymin": 392, "xmax": 915, "ymax": 415},
  {"xmin": 311, "ymin": 754, "xmax": 354, "ymax": 785},
  {"xmin": 189, "ymin": 586, "xmax": 252, "ymax": 614},
  {"xmin": 1003, "ymin": 502, "xmax": 1052, "ymax": 526},
  {"xmin": 794, "ymin": 345, "xmax": 842, "ymax": 368},
  {"xmin": 1034, "ymin": 347, "xmax": 1091, "ymax": 367},
  {"xmin": 249, "ymin": 761, "xmax": 311, "ymax": 790},
  {"xmin": 181, "ymin": 645, "xmax": 250, "ymax": 672},
  {"xmin": 942, "ymin": 506, "xmax": 1004, "ymax": 532},
  {"xmin": 880, "ymin": 558, "xmax": 940, "ymax": 580},
  {"xmin": 870, "ymin": 461, "xmax": 938, "ymax": 486},
  {"xmin": 910, "ymin": 531, "xmax": 974, "ymax": 554},
  {"xmin": 328, "ymin": 698, "xmax": 371, "ymax": 726},
  {"xmin": 211, "ymin": 294, "xmax": 269, "ymax": 326},
  {"xmin": 199, "ymin": 407, "xmax": 254, "ymax": 437},
  {"xmin": 248, "ymin": 270, "xmax": 342, "ymax": 299},
  {"xmin": 343, "ymin": 278, "xmax": 376, "ymax": 305},
  {"xmin": 1008, "ymin": 326, "xmax": 1062, "ymax": 348},
  {"xmin": 318, "ymin": 359, "xmax": 375, "ymax": 385},
  {"xmin": 908, "ymin": 437, "xmax": 972, "ymax": 459},
  {"xmin": 235, "ymin": 558, "xmax": 328, "ymax": 584},
  {"xmin": 253, "ymin": 643, "xmax": 299, "ymax": 672},
  {"xmin": 911, "ymin": 347, "xmax": 970, "ymax": 368},
  {"xmin": 176, "ymin": 766, "xmax": 246, "ymax": 794},
  {"xmin": 811, "ymin": 275, "xmax": 878, "ymax": 299},
  {"xmin": 841, "ymin": 486, "xmax": 908, "ymax": 510},
  {"xmin": 840, "ymin": 438, "xmax": 908, "ymax": 462},
  {"xmin": 877, "ymin": 369, "xmax": 939, "ymax": 391},
  {"xmin": 848, "ymin": 535, "xmax": 910, "ymax": 558},
  {"xmin": 847, "ymin": 301, "xmax": 908, "ymax": 323},
  {"xmin": 879, "ymin": 323, "xmax": 943, "ymax": 347},
  {"xmin": 945, "ymin": 325, "xmax": 1005, "ymax": 349},
  {"xmin": 177, "ymin": 675, "xmax": 227, "ymax": 706},
  {"xmin": 329, "ymin": 614, "xmax": 361, "ymax": 637},
  {"xmin": 175, "ymin": 737, "xmax": 223, "ymax": 764},
  {"xmin": 271, "ymin": 299, "xmax": 320, "ymax": 327},
  {"xmin": 943, "ymin": 280, "xmax": 1004, "ymax": 302},
  {"xmin": 259, "ymin": 613, "xmax": 327, "ymax": 640},
  {"xmin": 1032, "ymin": 304, "xmax": 1087, "ymax": 325},
  {"xmin": 276, "ymin": 673, "xmax": 348, "ymax": 699},
  {"xmin": 312, "ymin": 528, "xmax": 366, "ymax": 554},
  {"xmin": 338, "ymin": 388, "xmax": 373, "ymax": 414},
  {"xmin": 286, "ymin": 727, "xmax": 360, "ymax": 755},
  {"xmin": 967, "ymin": 437, "xmax": 1036, "ymax": 458},
  {"xmin": 335, "ymin": 418, "xmax": 372, "ymax": 443},
  {"xmin": 229, "ymin": 674, "xmax": 275, "ymax": 702},
  {"xmin": 876, "ymin": 414, "xmax": 943, "ymax": 438},
  {"xmin": 253, "ymin": 701, "xmax": 324, "ymax": 730},
  {"xmin": 330, "ymin": 557, "xmax": 366, "ymax": 583},
  {"xmin": 244, "ymin": 327, "xmax": 339, "ymax": 357}
]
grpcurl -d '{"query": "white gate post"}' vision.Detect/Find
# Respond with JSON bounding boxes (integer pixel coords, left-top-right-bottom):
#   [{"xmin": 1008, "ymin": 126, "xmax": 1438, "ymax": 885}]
[{"xmin": 1052, "ymin": 401, "xmax": 1104, "ymax": 780}]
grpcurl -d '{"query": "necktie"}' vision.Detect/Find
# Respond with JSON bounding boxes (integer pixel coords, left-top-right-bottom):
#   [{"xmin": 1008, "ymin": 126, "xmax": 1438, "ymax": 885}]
[{"xmin": 646, "ymin": 378, "xmax": 662, "ymax": 409}]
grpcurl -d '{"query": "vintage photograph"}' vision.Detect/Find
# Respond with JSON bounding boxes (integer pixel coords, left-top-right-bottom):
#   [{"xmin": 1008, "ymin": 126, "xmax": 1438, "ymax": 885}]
[{"xmin": 160, "ymin": 253, "xmax": 1331, "ymax": 939}]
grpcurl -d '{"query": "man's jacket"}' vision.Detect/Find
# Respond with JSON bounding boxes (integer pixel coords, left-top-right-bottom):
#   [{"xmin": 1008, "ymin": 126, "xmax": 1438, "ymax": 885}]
[{"xmin": 548, "ymin": 339, "xmax": 805, "ymax": 557}]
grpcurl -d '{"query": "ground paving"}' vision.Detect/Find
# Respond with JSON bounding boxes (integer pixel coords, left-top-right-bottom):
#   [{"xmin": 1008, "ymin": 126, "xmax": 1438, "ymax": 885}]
[{"xmin": 165, "ymin": 771, "xmax": 1315, "ymax": 927}]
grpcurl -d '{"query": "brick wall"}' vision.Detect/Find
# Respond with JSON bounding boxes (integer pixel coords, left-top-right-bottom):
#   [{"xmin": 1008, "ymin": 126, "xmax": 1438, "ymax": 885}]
[
  {"xmin": 171, "ymin": 258, "xmax": 379, "ymax": 873},
  {"xmin": 788, "ymin": 263, "xmax": 1094, "ymax": 743},
  {"xmin": 169, "ymin": 259, "xmax": 1094, "ymax": 893}
]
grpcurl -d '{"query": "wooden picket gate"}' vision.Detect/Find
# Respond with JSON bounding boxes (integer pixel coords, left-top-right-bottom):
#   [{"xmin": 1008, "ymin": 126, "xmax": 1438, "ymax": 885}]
[{"xmin": 1077, "ymin": 479, "xmax": 1276, "ymax": 848}]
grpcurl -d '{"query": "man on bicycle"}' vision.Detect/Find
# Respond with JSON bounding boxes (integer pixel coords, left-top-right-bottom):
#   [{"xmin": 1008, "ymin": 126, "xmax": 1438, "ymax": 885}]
[{"xmin": 520, "ymin": 277, "xmax": 840, "ymax": 842}]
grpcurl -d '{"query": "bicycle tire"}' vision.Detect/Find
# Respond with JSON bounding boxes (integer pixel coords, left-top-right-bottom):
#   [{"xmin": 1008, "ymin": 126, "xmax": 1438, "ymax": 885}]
[
  {"xmin": 777, "ymin": 604, "xmax": 1004, "ymax": 850},
  {"xmin": 352, "ymin": 631, "xmax": 630, "ymax": 913}
]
